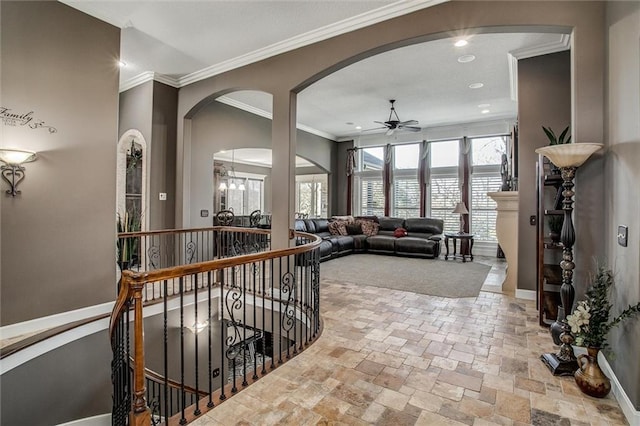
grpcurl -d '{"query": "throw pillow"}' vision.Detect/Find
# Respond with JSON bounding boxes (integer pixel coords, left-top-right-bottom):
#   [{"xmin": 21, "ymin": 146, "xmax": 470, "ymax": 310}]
[
  {"xmin": 357, "ymin": 219, "xmax": 379, "ymax": 236},
  {"xmin": 328, "ymin": 220, "xmax": 341, "ymax": 235},
  {"xmin": 328, "ymin": 219, "xmax": 349, "ymax": 236},
  {"xmin": 346, "ymin": 222, "xmax": 363, "ymax": 235},
  {"xmin": 394, "ymin": 227, "xmax": 408, "ymax": 238},
  {"xmin": 331, "ymin": 215, "xmax": 355, "ymax": 223}
]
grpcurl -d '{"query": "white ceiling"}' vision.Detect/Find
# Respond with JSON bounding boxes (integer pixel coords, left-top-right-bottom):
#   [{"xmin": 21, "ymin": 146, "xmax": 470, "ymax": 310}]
[{"xmin": 62, "ymin": 0, "xmax": 570, "ymax": 164}]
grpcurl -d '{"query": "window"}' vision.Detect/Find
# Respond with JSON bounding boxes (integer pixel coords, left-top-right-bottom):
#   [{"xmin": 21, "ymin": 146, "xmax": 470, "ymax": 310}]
[
  {"xmin": 296, "ymin": 174, "xmax": 328, "ymax": 218},
  {"xmin": 359, "ymin": 177, "xmax": 384, "ymax": 216},
  {"xmin": 222, "ymin": 177, "xmax": 263, "ymax": 215},
  {"xmin": 360, "ymin": 147, "xmax": 384, "ymax": 171},
  {"xmin": 393, "ymin": 177, "xmax": 420, "ymax": 218},
  {"xmin": 392, "ymin": 143, "xmax": 420, "ymax": 218},
  {"xmin": 429, "ymin": 140, "xmax": 460, "ymax": 233},
  {"xmin": 470, "ymin": 136, "xmax": 507, "ymax": 242},
  {"xmin": 356, "ymin": 146, "xmax": 385, "ymax": 216},
  {"xmin": 351, "ymin": 135, "xmax": 508, "ymax": 245}
]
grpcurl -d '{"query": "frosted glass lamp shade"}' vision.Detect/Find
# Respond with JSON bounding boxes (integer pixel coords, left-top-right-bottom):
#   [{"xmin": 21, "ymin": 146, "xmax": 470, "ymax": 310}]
[
  {"xmin": 0, "ymin": 149, "xmax": 37, "ymax": 165},
  {"xmin": 535, "ymin": 143, "xmax": 603, "ymax": 168}
]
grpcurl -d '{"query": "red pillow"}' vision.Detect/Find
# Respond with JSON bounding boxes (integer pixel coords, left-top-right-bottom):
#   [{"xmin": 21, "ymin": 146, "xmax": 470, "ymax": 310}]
[{"xmin": 394, "ymin": 227, "xmax": 407, "ymax": 238}]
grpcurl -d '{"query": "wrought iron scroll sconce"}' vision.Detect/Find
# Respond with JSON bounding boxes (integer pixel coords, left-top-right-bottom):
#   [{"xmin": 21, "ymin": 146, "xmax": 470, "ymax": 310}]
[{"xmin": 0, "ymin": 148, "xmax": 38, "ymax": 197}]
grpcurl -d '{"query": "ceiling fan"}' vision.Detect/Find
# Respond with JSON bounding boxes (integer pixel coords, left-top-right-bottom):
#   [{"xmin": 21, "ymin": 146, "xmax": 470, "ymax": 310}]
[{"xmin": 368, "ymin": 99, "xmax": 421, "ymax": 136}]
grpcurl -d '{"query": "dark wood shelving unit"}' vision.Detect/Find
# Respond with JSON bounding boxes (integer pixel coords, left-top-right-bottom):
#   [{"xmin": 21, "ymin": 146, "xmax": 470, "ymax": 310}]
[{"xmin": 537, "ymin": 156, "xmax": 563, "ymax": 327}]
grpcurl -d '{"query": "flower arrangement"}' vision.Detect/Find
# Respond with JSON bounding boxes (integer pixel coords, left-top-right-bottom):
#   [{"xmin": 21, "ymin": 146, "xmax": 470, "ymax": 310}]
[{"xmin": 566, "ymin": 264, "xmax": 640, "ymax": 350}]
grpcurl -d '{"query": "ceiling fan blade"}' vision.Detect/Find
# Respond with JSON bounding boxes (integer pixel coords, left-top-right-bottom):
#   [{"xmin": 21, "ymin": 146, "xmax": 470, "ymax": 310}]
[
  {"xmin": 374, "ymin": 121, "xmax": 390, "ymax": 127},
  {"xmin": 399, "ymin": 120, "xmax": 418, "ymax": 126},
  {"xmin": 386, "ymin": 128, "xmax": 395, "ymax": 136},
  {"xmin": 360, "ymin": 126, "xmax": 387, "ymax": 133},
  {"xmin": 399, "ymin": 125, "xmax": 422, "ymax": 132}
]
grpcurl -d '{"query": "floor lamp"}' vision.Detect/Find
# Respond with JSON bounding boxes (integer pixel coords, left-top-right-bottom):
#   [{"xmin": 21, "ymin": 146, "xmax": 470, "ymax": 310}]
[{"xmin": 535, "ymin": 143, "xmax": 603, "ymax": 375}]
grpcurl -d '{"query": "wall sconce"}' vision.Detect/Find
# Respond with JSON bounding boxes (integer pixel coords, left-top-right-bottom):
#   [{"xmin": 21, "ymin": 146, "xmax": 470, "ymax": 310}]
[{"xmin": 0, "ymin": 149, "xmax": 37, "ymax": 197}]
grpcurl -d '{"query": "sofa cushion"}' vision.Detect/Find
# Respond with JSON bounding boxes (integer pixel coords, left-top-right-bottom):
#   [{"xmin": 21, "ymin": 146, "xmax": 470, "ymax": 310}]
[
  {"xmin": 335, "ymin": 235, "xmax": 355, "ymax": 252},
  {"xmin": 404, "ymin": 218, "xmax": 444, "ymax": 235},
  {"xmin": 395, "ymin": 237, "xmax": 437, "ymax": 257},
  {"xmin": 312, "ymin": 219, "xmax": 330, "ymax": 234},
  {"xmin": 351, "ymin": 234, "xmax": 368, "ymax": 251},
  {"xmin": 378, "ymin": 217, "xmax": 406, "ymax": 232},
  {"xmin": 346, "ymin": 222, "xmax": 363, "ymax": 235},
  {"xmin": 294, "ymin": 219, "xmax": 307, "ymax": 232},
  {"xmin": 366, "ymin": 235, "xmax": 396, "ymax": 252}
]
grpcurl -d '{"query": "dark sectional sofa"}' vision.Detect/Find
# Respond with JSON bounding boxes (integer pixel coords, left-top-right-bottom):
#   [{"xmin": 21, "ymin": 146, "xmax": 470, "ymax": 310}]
[{"xmin": 295, "ymin": 216, "xmax": 444, "ymax": 262}]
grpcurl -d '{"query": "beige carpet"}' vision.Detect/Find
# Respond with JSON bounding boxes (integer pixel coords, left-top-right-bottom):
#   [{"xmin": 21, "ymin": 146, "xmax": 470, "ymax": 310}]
[{"xmin": 320, "ymin": 254, "xmax": 490, "ymax": 298}]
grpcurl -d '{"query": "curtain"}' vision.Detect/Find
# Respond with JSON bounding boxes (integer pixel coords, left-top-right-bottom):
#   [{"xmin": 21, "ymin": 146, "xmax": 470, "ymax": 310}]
[
  {"xmin": 346, "ymin": 148, "xmax": 357, "ymax": 215},
  {"xmin": 383, "ymin": 144, "xmax": 392, "ymax": 216},
  {"xmin": 418, "ymin": 140, "xmax": 429, "ymax": 217},
  {"xmin": 460, "ymin": 137, "xmax": 471, "ymax": 232}
]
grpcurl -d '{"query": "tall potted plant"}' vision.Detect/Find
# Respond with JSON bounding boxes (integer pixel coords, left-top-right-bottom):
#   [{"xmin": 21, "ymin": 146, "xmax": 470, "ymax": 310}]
[
  {"xmin": 541, "ymin": 125, "xmax": 571, "ymax": 174},
  {"xmin": 566, "ymin": 265, "xmax": 640, "ymax": 397},
  {"xmin": 116, "ymin": 209, "xmax": 141, "ymax": 270}
]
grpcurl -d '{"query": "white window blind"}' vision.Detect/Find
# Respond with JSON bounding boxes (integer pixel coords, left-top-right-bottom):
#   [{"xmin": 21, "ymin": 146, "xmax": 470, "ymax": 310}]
[
  {"xmin": 359, "ymin": 177, "xmax": 384, "ymax": 216},
  {"xmin": 430, "ymin": 175, "xmax": 460, "ymax": 234},
  {"xmin": 471, "ymin": 174, "xmax": 501, "ymax": 242},
  {"xmin": 393, "ymin": 177, "xmax": 420, "ymax": 218}
]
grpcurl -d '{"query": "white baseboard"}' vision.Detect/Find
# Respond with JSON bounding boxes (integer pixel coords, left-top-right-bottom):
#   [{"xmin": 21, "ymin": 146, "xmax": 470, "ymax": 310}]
[
  {"xmin": 598, "ymin": 351, "xmax": 640, "ymax": 426},
  {"xmin": 515, "ymin": 289, "xmax": 536, "ymax": 300},
  {"xmin": 57, "ymin": 413, "xmax": 111, "ymax": 426},
  {"xmin": 0, "ymin": 301, "xmax": 114, "ymax": 340}
]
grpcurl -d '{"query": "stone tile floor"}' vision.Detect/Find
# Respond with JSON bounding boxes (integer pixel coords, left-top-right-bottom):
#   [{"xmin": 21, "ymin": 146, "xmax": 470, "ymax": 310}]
[{"xmin": 191, "ymin": 256, "xmax": 628, "ymax": 426}]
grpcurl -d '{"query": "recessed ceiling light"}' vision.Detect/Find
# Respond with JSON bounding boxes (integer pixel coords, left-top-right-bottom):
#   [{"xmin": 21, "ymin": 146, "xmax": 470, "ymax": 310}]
[
  {"xmin": 478, "ymin": 103, "xmax": 491, "ymax": 108},
  {"xmin": 457, "ymin": 55, "xmax": 475, "ymax": 63},
  {"xmin": 469, "ymin": 83, "xmax": 484, "ymax": 89},
  {"xmin": 454, "ymin": 40, "xmax": 468, "ymax": 47},
  {"xmin": 118, "ymin": 60, "xmax": 127, "ymax": 67},
  {"xmin": 481, "ymin": 109, "xmax": 490, "ymax": 114},
  {"xmin": 355, "ymin": 126, "xmax": 362, "ymax": 130},
  {"xmin": 346, "ymin": 122, "xmax": 354, "ymax": 126}
]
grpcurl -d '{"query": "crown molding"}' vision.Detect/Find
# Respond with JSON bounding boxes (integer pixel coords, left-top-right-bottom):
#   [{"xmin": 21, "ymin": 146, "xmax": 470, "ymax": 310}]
[
  {"xmin": 216, "ymin": 96, "xmax": 337, "ymax": 141},
  {"xmin": 506, "ymin": 33, "xmax": 571, "ymax": 102},
  {"xmin": 509, "ymin": 33, "xmax": 570, "ymax": 60},
  {"xmin": 178, "ymin": 0, "xmax": 447, "ymax": 87},
  {"xmin": 119, "ymin": 72, "xmax": 180, "ymax": 92}
]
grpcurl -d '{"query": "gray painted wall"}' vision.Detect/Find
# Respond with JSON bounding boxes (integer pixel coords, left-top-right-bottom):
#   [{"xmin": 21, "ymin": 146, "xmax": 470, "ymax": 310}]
[
  {"xmin": 1, "ymin": 331, "xmax": 112, "ymax": 425},
  {"xmin": 119, "ymin": 81, "xmax": 178, "ymax": 230},
  {"xmin": 151, "ymin": 82, "xmax": 178, "ymax": 230},
  {"xmin": 517, "ymin": 51, "xmax": 572, "ymax": 292},
  {"xmin": 606, "ymin": 1, "xmax": 640, "ymax": 409},
  {"xmin": 119, "ymin": 81, "xmax": 153, "ymax": 146},
  {"xmin": 189, "ymin": 100, "xmax": 335, "ymax": 228},
  {"xmin": 0, "ymin": 1, "xmax": 120, "ymax": 324}
]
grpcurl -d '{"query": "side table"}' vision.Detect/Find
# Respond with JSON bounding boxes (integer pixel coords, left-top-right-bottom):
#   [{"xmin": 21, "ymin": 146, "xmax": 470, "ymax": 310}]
[{"xmin": 444, "ymin": 233, "xmax": 474, "ymax": 262}]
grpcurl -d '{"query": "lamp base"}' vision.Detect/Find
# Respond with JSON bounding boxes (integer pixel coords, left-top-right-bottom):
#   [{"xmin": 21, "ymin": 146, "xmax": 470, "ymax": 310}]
[{"xmin": 540, "ymin": 353, "xmax": 578, "ymax": 376}]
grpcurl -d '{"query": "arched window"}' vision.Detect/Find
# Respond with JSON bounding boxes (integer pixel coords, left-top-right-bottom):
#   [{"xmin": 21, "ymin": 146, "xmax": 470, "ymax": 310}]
[{"xmin": 117, "ymin": 130, "xmax": 148, "ymax": 231}]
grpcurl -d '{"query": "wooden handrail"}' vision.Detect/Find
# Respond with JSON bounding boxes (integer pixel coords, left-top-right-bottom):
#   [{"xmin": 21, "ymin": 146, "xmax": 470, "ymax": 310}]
[
  {"xmin": 117, "ymin": 225, "xmax": 270, "ymax": 238},
  {"xmin": 109, "ymin": 228, "xmax": 321, "ymax": 426},
  {"xmin": 120, "ymin": 231, "xmax": 320, "ymax": 285}
]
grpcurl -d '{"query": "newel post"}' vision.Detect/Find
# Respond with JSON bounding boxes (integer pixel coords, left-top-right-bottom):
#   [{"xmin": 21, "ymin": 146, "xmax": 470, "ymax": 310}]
[{"xmin": 130, "ymin": 280, "xmax": 151, "ymax": 426}]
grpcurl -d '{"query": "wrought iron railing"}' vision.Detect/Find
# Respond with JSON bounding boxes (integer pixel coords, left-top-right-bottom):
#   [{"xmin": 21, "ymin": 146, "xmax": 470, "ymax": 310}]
[{"xmin": 110, "ymin": 227, "xmax": 321, "ymax": 426}]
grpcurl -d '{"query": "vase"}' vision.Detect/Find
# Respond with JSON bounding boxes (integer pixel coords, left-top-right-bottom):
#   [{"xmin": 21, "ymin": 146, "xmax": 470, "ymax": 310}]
[{"xmin": 574, "ymin": 347, "xmax": 611, "ymax": 398}]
